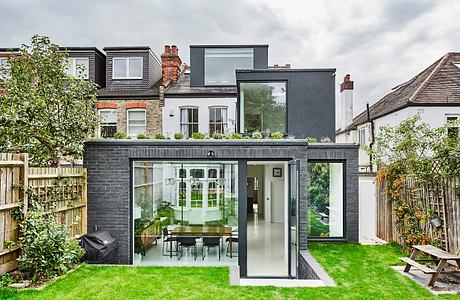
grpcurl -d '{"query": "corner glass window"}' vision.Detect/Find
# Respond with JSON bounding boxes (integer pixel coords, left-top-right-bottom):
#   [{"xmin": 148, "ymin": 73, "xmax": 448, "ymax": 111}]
[
  {"xmin": 307, "ymin": 162, "xmax": 344, "ymax": 238},
  {"xmin": 127, "ymin": 109, "xmax": 146, "ymax": 137},
  {"xmin": 240, "ymin": 82, "xmax": 286, "ymax": 133},
  {"xmin": 113, "ymin": 57, "xmax": 143, "ymax": 79},
  {"xmin": 180, "ymin": 107, "xmax": 198, "ymax": 137},
  {"xmin": 99, "ymin": 109, "xmax": 117, "ymax": 138},
  {"xmin": 205, "ymin": 48, "xmax": 253, "ymax": 85},
  {"xmin": 65, "ymin": 58, "xmax": 89, "ymax": 79},
  {"xmin": 209, "ymin": 107, "xmax": 228, "ymax": 135}
]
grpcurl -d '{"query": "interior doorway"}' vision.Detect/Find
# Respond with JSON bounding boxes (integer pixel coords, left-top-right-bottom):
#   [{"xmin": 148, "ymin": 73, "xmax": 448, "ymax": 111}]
[{"xmin": 246, "ymin": 161, "xmax": 290, "ymax": 277}]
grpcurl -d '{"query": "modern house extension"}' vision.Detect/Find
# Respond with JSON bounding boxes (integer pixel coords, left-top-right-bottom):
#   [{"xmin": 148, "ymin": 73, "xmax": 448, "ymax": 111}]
[
  {"xmin": 162, "ymin": 45, "xmax": 336, "ymax": 140},
  {"xmin": 84, "ymin": 140, "xmax": 358, "ymax": 279}
]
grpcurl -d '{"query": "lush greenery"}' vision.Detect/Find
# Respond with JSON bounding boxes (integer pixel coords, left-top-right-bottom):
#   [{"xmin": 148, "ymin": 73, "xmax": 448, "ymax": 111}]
[
  {"xmin": 367, "ymin": 115, "xmax": 460, "ymax": 249},
  {"xmin": 308, "ymin": 208, "xmax": 329, "ymax": 236},
  {"xmin": 12, "ymin": 179, "xmax": 85, "ymax": 283},
  {"xmin": 0, "ymin": 35, "xmax": 99, "ymax": 166},
  {"xmin": 2, "ymin": 243, "xmax": 457, "ymax": 299}
]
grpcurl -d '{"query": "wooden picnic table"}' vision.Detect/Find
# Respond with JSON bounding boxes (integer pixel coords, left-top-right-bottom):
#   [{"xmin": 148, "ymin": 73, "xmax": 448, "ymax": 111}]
[
  {"xmin": 170, "ymin": 226, "xmax": 234, "ymax": 258},
  {"xmin": 400, "ymin": 245, "xmax": 460, "ymax": 287}
]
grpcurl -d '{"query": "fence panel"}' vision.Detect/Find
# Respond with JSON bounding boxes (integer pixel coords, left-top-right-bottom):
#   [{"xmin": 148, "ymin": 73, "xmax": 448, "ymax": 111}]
[
  {"xmin": 0, "ymin": 153, "xmax": 87, "ymax": 274},
  {"xmin": 377, "ymin": 176, "xmax": 460, "ymax": 254}
]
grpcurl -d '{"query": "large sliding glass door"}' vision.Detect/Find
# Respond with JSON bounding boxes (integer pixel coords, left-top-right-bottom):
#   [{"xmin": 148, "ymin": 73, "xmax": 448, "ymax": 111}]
[{"xmin": 132, "ymin": 161, "xmax": 238, "ymax": 266}]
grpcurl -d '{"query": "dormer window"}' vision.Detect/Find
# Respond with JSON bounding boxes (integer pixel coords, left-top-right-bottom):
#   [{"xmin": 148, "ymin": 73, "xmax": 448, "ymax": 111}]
[
  {"xmin": 113, "ymin": 57, "xmax": 143, "ymax": 79},
  {"xmin": 65, "ymin": 58, "xmax": 89, "ymax": 79},
  {"xmin": 204, "ymin": 48, "xmax": 253, "ymax": 85}
]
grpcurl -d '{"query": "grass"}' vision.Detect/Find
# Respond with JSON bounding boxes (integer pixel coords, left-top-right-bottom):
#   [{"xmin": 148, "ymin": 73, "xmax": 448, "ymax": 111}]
[
  {"xmin": 1, "ymin": 243, "xmax": 458, "ymax": 299},
  {"xmin": 308, "ymin": 208, "xmax": 329, "ymax": 236}
]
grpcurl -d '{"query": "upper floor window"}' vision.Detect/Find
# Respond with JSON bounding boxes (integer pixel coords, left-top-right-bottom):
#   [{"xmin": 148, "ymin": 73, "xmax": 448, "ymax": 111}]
[
  {"xmin": 127, "ymin": 109, "xmax": 146, "ymax": 137},
  {"xmin": 205, "ymin": 48, "xmax": 253, "ymax": 85},
  {"xmin": 99, "ymin": 109, "xmax": 117, "ymax": 138},
  {"xmin": 65, "ymin": 58, "xmax": 89, "ymax": 79},
  {"xmin": 240, "ymin": 81, "xmax": 286, "ymax": 133},
  {"xmin": 113, "ymin": 57, "xmax": 143, "ymax": 79},
  {"xmin": 209, "ymin": 106, "xmax": 228, "ymax": 135},
  {"xmin": 358, "ymin": 128, "xmax": 367, "ymax": 145},
  {"xmin": 180, "ymin": 107, "xmax": 199, "ymax": 137},
  {"xmin": 446, "ymin": 115, "xmax": 460, "ymax": 138},
  {"xmin": 0, "ymin": 57, "xmax": 10, "ymax": 80}
]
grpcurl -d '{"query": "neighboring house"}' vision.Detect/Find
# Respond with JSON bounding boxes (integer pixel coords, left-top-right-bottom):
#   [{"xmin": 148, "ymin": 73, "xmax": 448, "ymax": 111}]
[
  {"xmin": 336, "ymin": 52, "xmax": 460, "ymax": 171},
  {"xmin": 96, "ymin": 46, "xmax": 163, "ymax": 138},
  {"xmin": 162, "ymin": 44, "xmax": 336, "ymax": 140},
  {"xmin": 61, "ymin": 47, "xmax": 106, "ymax": 86},
  {"xmin": 0, "ymin": 48, "xmax": 19, "ymax": 96}
]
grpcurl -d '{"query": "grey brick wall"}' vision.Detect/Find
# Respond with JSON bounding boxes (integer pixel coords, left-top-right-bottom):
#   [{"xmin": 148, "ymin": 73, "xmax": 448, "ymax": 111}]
[{"xmin": 83, "ymin": 140, "xmax": 358, "ymax": 267}]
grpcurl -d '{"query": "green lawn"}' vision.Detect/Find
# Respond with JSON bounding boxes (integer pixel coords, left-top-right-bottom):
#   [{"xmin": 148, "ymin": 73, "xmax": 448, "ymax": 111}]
[
  {"xmin": 1, "ymin": 243, "xmax": 458, "ymax": 300},
  {"xmin": 308, "ymin": 208, "xmax": 329, "ymax": 236}
]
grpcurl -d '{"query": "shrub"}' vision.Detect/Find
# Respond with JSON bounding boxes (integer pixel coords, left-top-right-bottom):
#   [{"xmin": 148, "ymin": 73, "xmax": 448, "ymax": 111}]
[
  {"xmin": 174, "ymin": 132, "xmax": 184, "ymax": 140},
  {"xmin": 306, "ymin": 137, "xmax": 318, "ymax": 143},
  {"xmin": 0, "ymin": 273, "xmax": 13, "ymax": 287},
  {"xmin": 154, "ymin": 132, "xmax": 166, "ymax": 140},
  {"xmin": 212, "ymin": 133, "xmax": 225, "ymax": 139},
  {"xmin": 270, "ymin": 131, "xmax": 284, "ymax": 139},
  {"xmin": 137, "ymin": 132, "xmax": 148, "ymax": 139},
  {"xmin": 227, "ymin": 133, "xmax": 243, "ymax": 139},
  {"xmin": 17, "ymin": 210, "xmax": 85, "ymax": 282},
  {"xmin": 252, "ymin": 131, "xmax": 262, "ymax": 139},
  {"xmin": 114, "ymin": 131, "xmax": 130, "ymax": 139},
  {"xmin": 191, "ymin": 132, "xmax": 206, "ymax": 139}
]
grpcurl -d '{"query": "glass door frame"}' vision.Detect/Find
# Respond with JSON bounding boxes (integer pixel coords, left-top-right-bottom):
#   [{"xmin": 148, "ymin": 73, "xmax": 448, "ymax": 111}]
[{"xmin": 288, "ymin": 159, "xmax": 300, "ymax": 278}]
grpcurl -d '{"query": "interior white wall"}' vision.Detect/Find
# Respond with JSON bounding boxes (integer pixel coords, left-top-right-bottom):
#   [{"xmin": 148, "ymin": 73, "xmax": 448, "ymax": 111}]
[{"xmin": 162, "ymin": 97, "xmax": 237, "ymax": 137}]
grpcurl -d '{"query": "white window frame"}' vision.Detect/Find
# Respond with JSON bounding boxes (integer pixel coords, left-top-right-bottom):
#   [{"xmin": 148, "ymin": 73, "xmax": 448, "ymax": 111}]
[
  {"xmin": 66, "ymin": 57, "xmax": 89, "ymax": 79},
  {"xmin": 358, "ymin": 128, "xmax": 367, "ymax": 145},
  {"xmin": 127, "ymin": 109, "xmax": 147, "ymax": 138},
  {"xmin": 180, "ymin": 107, "xmax": 199, "ymax": 137},
  {"xmin": 98, "ymin": 109, "xmax": 117, "ymax": 138},
  {"xmin": 0, "ymin": 57, "xmax": 10, "ymax": 80},
  {"xmin": 446, "ymin": 114, "xmax": 460, "ymax": 137},
  {"xmin": 209, "ymin": 106, "xmax": 228, "ymax": 135},
  {"xmin": 112, "ymin": 57, "xmax": 143, "ymax": 79}
]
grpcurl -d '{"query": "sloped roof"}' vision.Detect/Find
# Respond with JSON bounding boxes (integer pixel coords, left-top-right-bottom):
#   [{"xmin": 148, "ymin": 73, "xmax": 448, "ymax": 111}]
[
  {"xmin": 97, "ymin": 80, "xmax": 161, "ymax": 99},
  {"xmin": 341, "ymin": 52, "xmax": 460, "ymax": 132},
  {"xmin": 165, "ymin": 68, "xmax": 237, "ymax": 97}
]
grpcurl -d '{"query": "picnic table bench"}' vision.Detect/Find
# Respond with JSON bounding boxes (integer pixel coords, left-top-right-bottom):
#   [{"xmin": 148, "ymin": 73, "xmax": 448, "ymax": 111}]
[{"xmin": 400, "ymin": 245, "xmax": 460, "ymax": 287}]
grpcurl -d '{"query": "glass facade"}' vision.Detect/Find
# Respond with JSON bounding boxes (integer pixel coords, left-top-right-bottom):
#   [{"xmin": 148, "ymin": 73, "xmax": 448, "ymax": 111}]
[
  {"xmin": 205, "ymin": 48, "xmax": 253, "ymax": 85},
  {"xmin": 239, "ymin": 82, "xmax": 287, "ymax": 133},
  {"xmin": 133, "ymin": 161, "xmax": 238, "ymax": 265},
  {"xmin": 307, "ymin": 162, "xmax": 344, "ymax": 238}
]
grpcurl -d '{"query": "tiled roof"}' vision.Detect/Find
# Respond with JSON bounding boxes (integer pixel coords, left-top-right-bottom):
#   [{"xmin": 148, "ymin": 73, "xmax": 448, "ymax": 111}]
[
  {"xmin": 97, "ymin": 81, "xmax": 161, "ymax": 99},
  {"xmin": 341, "ymin": 52, "xmax": 460, "ymax": 132},
  {"xmin": 165, "ymin": 71, "xmax": 237, "ymax": 97}
]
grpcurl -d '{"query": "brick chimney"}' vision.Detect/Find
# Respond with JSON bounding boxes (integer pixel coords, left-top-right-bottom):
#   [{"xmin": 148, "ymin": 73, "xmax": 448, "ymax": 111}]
[
  {"xmin": 161, "ymin": 44, "xmax": 182, "ymax": 85},
  {"xmin": 340, "ymin": 74, "xmax": 354, "ymax": 130}
]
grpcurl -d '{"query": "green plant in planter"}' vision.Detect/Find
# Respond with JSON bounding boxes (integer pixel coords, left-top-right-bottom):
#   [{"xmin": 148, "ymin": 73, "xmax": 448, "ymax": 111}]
[
  {"xmin": 226, "ymin": 133, "xmax": 242, "ymax": 139},
  {"xmin": 191, "ymin": 132, "xmax": 206, "ymax": 139},
  {"xmin": 137, "ymin": 132, "xmax": 148, "ymax": 139},
  {"xmin": 156, "ymin": 201, "xmax": 175, "ymax": 226},
  {"xmin": 306, "ymin": 137, "xmax": 318, "ymax": 143},
  {"xmin": 174, "ymin": 132, "xmax": 184, "ymax": 140},
  {"xmin": 114, "ymin": 131, "xmax": 130, "ymax": 139},
  {"xmin": 212, "ymin": 133, "xmax": 225, "ymax": 139},
  {"xmin": 252, "ymin": 131, "xmax": 262, "ymax": 139},
  {"xmin": 154, "ymin": 132, "xmax": 166, "ymax": 140},
  {"xmin": 270, "ymin": 131, "xmax": 284, "ymax": 139}
]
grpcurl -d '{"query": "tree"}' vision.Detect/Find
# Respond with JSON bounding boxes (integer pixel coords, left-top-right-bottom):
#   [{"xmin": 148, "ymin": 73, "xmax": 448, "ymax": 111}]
[{"xmin": 0, "ymin": 35, "xmax": 99, "ymax": 166}]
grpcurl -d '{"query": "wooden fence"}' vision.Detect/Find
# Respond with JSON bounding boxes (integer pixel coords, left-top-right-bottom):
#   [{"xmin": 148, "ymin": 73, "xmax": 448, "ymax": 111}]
[
  {"xmin": 377, "ymin": 176, "xmax": 460, "ymax": 254},
  {"xmin": 0, "ymin": 153, "xmax": 87, "ymax": 273}
]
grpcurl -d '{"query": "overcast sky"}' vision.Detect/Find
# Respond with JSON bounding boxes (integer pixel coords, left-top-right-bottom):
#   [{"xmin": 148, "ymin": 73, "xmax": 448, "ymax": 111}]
[{"xmin": 1, "ymin": 0, "xmax": 459, "ymax": 123}]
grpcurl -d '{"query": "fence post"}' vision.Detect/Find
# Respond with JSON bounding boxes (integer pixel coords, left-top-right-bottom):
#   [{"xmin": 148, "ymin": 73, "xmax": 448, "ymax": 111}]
[{"xmin": 21, "ymin": 153, "xmax": 28, "ymax": 217}]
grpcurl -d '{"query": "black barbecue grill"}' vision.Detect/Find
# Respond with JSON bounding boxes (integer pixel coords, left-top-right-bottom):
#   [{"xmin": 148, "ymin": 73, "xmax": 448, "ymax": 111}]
[{"xmin": 80, "ymin": 231, "xmax": 116, "ymax": 264}]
